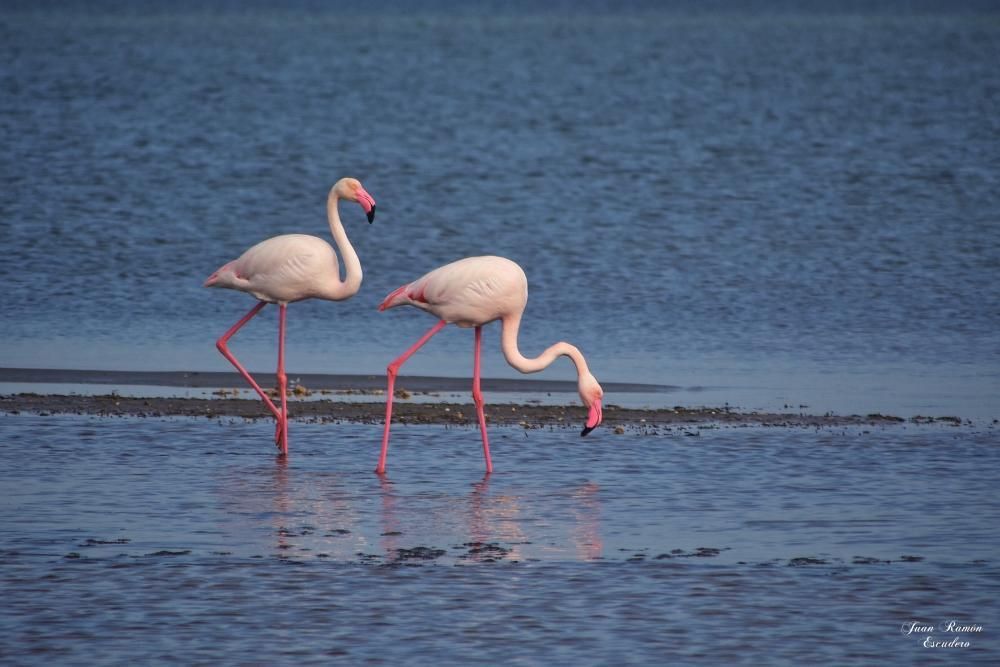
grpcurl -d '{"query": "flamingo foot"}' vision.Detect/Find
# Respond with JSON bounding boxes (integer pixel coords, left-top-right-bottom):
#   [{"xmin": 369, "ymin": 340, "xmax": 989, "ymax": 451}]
[{"xmin": 274, "ymin": 410, "xmax": 288, "ymax": 454}]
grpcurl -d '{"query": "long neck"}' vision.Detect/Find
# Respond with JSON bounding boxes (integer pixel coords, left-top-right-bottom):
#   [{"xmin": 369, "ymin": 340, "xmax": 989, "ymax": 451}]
[
  {"xmin": 500, "ymin": 311, "xmax": 590, "ymax": 378},
  {"xmin": 325, "ymin": 192, "xmax": 362, "ymax": 300}
]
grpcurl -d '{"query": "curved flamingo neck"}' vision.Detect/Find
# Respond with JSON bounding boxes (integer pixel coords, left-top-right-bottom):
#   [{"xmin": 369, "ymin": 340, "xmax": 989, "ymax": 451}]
[
  {"xmin": 500, "ymin": 311, "xmax": 590, "ymax": 378},
  {"xmin": 324, "ymin": 191, "xmax": 362, "ymax": 300}
]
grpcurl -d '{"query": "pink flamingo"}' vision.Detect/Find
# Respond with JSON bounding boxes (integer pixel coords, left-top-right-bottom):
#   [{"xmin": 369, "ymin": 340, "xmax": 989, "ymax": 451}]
[
  {"xmin": 203, "ymin": 178, "xmax": 376, "ymax": 455},
  {"xmin": 376, "ymin": 255, "xmax": 604, "ymax": 474}
]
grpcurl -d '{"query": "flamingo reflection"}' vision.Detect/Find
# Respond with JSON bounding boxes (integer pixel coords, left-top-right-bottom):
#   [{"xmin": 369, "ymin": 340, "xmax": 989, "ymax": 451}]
[
  {"xmin": 216, "ymin": 453, "xmax": 367, "ymax": 559},
  {"xmin": 378, "ymin": 475, "xmax": 402, "ymax": 556},
  {"xmin": 375, "ymin": 475, "xmax": 603, "ymax": 563},
  {"xmin": 570, "ymin": 482, "xmax": 603, "ymax": 561}
]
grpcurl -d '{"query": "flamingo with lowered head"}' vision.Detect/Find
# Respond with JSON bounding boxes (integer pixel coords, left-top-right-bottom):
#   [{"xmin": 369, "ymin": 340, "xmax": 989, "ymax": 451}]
[
  {"xmin": 204, "ymin": 177, "xmax": 376, "ymax": 455},
  {"xmin": 376, "ymin": 255, "xmax": 603, "ymax": 474}
]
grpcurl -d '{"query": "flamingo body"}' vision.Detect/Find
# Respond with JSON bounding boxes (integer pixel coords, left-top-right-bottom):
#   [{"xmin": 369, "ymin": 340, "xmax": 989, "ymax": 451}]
[
  {"xmin": 379, "ymin": 255, "xmax": 526, "ymax": 327},
  {"xmin": 207, "ymin": 233, "xmax": 349, "ymax": 304},
  {"xmin": 377, "ymin": 255, "xmax": 603, "ymax": 475}
]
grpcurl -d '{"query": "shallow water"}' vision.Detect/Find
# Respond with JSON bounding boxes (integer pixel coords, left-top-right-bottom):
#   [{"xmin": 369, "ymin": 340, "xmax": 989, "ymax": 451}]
[
  {"xmin": 2, "ymin": 3, "xmax": 999, "ymax": 418},
  {"xmin": 2, "ymin": 414, "xmax": 998, "ymax": 664}
]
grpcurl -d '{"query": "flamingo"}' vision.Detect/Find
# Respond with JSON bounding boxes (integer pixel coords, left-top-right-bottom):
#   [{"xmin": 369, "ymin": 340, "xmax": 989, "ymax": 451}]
[
  {"xmin": 203, "ymin": 177, "xmax": 376, "ymax": 455},
  {"xmin": 376, "ymin": 255, "xmax": 604, "ymax": 474}
]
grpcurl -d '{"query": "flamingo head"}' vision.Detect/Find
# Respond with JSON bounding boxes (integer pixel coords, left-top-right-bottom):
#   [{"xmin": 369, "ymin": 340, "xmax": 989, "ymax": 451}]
[
  {"xmin": 578, "ymin": 372, "xmax": 604, "ymax": 437},
  {"xmin": 334, "ymin": 177, "xmax": 376, "ymax": 223}
]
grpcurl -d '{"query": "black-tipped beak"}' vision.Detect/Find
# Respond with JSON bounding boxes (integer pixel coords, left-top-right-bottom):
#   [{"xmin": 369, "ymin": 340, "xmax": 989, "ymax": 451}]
[
  {"xmin": 580, "ymin": 399, "xmax": 602, "ymax": 437},
  {"xmin": 367, "ymin": 205, "xmax": 376, "ymax": 224}
]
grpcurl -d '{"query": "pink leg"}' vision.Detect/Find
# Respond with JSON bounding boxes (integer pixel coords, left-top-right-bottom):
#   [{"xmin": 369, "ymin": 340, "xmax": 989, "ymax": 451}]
[
  {"xmin": 377, "ymin": 320, "xmax": 448, "ymax": 474},
  {"xmin": 472, "ymin": 326, "xmax": 493, "ymax": 474},
  {"xmin": 216, "ymin": 301, "xmax": 282, "ymax": 422},
  {"xmin": 275, "ymin": 304, "xmax": 289, "ymax": 455}
]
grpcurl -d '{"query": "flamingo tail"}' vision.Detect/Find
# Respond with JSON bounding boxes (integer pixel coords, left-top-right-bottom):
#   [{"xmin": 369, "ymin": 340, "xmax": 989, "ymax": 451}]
[{"xmin": 378, "ymin": 284, "xmax": 410, "ymax": 311}]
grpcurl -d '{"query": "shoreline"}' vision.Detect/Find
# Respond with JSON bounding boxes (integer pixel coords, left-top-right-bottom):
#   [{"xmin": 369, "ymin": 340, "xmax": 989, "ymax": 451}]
[
  {"xmin": 1, "ymin": 393, "xmax": 968, "ymax": 429},
  {"xmin": 0, "ymin": 367, "xmax": 673, "ymax": 394}
]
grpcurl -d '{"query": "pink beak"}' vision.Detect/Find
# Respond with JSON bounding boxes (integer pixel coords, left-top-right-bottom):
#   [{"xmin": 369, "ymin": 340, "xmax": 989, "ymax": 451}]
[
  {"xmin": 581, "ymin": 398, "xmax": 602, "ymax": 437},
  {"xmin": 357, "ymin": 187, "xmax": 376, "ymax": 223}
]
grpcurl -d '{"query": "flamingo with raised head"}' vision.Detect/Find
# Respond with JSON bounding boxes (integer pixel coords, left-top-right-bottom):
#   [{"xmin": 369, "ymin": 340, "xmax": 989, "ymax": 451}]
[
  {"xmin": 204, "ymin": 177, "xmax": 376, "ymax": 455},
  {"xmin": 376, "ymin": 255, "xmax": 603, "ymax": 474}
]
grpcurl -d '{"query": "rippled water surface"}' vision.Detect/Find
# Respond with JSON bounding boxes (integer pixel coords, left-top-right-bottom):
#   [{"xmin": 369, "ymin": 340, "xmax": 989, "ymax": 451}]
[
  {"xmin": 2, "ymin": 5, "xmax": 1000, "ymax": 661},
  {"xmin": 2, "ymin": 414, "xmax": 999, "ymax": 664},
  {"xmin": 2, "ymin": 2, "xmax": 999, "ymax": 418}
]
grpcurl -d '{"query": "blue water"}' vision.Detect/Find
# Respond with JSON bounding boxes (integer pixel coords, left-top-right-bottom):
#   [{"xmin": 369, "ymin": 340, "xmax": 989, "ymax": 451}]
[
  {"xmin": 1, "ymin": 414, "xmax": 999, "ymax": 664},
  {"xmin": 1, "ymin": 2, "xmax": 998, "ymax": 418},
  {"xmin": 2, "ymin": 4, "xmax": 1000, "ymax": 664}
]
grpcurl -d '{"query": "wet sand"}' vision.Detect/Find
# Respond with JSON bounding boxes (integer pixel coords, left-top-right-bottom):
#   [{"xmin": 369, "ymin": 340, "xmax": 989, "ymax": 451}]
[
  {"xmin": 1, "ymin": 367, "xmax": 972, "ymax": 428},
  {"xmin": 0, "ymin": 367, "xmax": 674, "ymax": 394},
  {"xmin": 1, "ymin": 392, "xmax": 931, "ymax": 428}
]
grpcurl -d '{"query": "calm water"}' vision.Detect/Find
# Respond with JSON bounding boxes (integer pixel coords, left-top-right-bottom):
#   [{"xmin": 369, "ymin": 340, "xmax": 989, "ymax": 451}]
[
  {"xmin": 1, "ymin": 414, "xmax": 999, "ymax": 664},
  {"xmin": 1, "ymin": 3, "xmax": 999, "ymax": 417}
]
